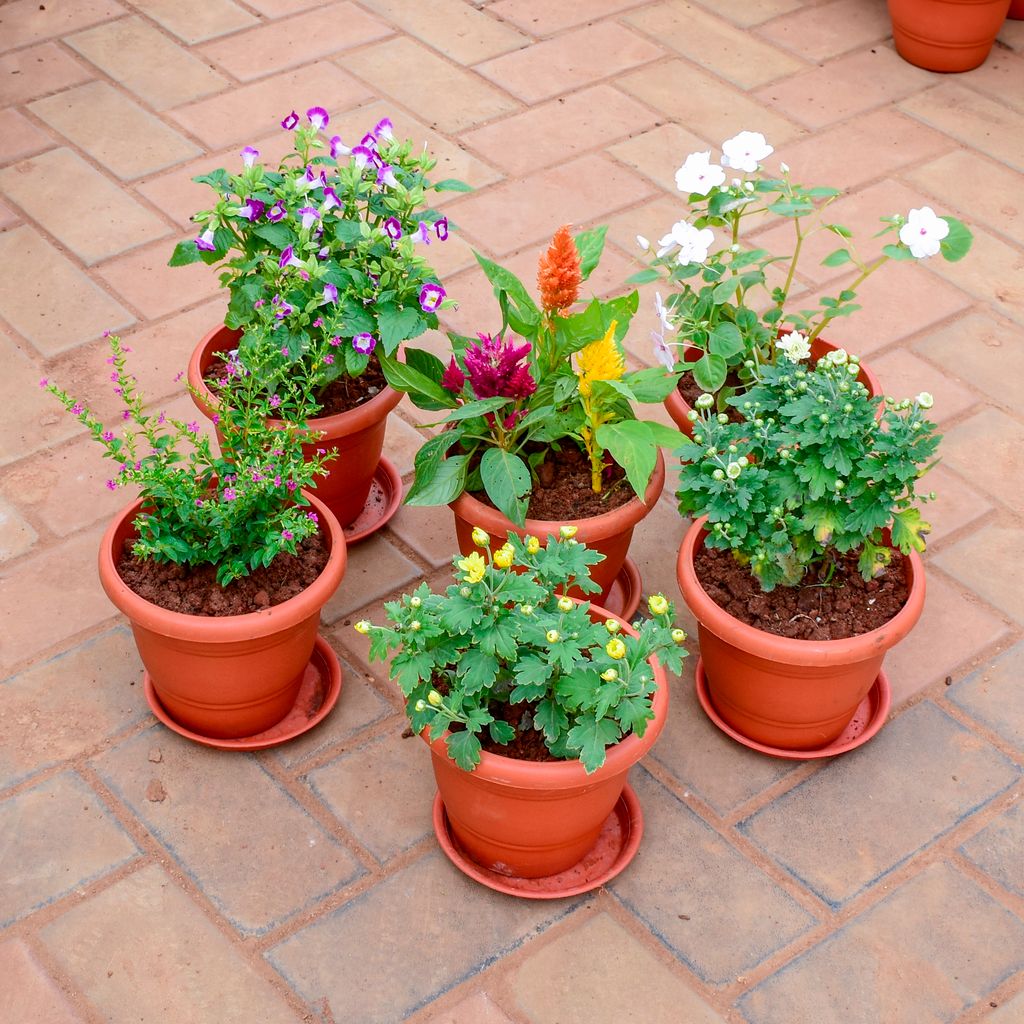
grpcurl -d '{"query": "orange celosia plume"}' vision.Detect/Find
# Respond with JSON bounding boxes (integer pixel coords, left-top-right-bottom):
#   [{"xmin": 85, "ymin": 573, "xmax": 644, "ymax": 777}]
[{"xmin": 537, "ymin": 225, "xmax": 581, "ymax": 312}]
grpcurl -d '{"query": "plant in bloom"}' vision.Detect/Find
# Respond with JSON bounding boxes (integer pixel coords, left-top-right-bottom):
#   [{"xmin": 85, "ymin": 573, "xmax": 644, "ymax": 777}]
[
  {"xmin": 359, "ymin": 530, "xmax": 686, "ymax": 773},
  {"xmin": 44, "ymin": 335, "xmax": 333, "ymax": 586},
  {"xmin": 170, "ymin": 106, "xmax": 467, "ymax": 416},
  {"xmin": 385, "ymin": 225, "xmax": 687, "ymax": 524},
  {"xmin": 636, "ymin": 130, "xmax": 973, "ymax": 403},
  {"xmin": 677, "ymin": 349, "xmax": 941, "ymax": 590}
]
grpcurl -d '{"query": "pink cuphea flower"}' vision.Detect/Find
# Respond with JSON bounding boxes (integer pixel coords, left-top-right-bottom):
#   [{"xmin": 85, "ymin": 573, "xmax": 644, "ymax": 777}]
[
  {"xmin": 102, "ymin": 430, "xmax": 114, "ymax": 441},
  {"xmin": 462, "ymin": 333, "xmax": 536, "ymax": 401},
  {"xmin": 71, "ymin": 402, "xmax": 84, "ymax": 415},
  {"xmin": 282, "ymin": 529, "xmax": 294, "ymax": 541},
  {"xmin": 106, "ymin": 479, "xmax": 117, "ymax": 491}
]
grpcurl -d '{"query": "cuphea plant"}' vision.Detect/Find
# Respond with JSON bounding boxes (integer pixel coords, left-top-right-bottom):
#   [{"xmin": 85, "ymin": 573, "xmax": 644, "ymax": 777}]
[
  {"xmin": 676, "ymin": 346, "xmax": 940, "ymax": 590},
  {"xmin": 43, "ymin": 334, "xmax": 332, "ymax": 585},
  {"xmin": 170, "ymin": 105, "xmax": 465, "ymax": 416},
  {"xmin": 383, "ymin": 225, "xmax": 686, "ymax": 524},
  {"xmin": 357, "ymin": 529, "xmax": 687, "ymax": 773},
  {"xmin": 634, "ymin": 130, "xmax": 972, "ymax": 404}
]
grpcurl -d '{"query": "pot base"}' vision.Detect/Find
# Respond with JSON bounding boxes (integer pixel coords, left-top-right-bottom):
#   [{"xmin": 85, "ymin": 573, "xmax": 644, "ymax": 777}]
[
  {"xmin": 433, "ymin": 784, "xmax": 642, "ymax": 899},
  {"xmin": 144, "ymin": 635, "xmax": 343, "ymax": 750},
  {"xmin": 601, "ymin": 557, "xmax": 642, "ymax": 622},
  {"xmin": 695, "ymin": 657, "xmax": 892, "ymax": 760},
  {"xmin": 343, "ymin": 456, "xmax": 402, "ymax": 544}
]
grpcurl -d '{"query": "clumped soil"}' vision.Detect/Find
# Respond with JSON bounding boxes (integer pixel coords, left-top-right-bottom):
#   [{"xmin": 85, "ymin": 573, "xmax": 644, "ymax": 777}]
[
  {"xmin": 117, "ymin": 534, "xmax": 329, "ymax": 616},
  {"xmin": 694, "ymin": 546, "xmax": 909, "ymax": 640},
  {"xmin": 470, "ymin": 443, "xmax": 633, "ymax": 521},
  {"xmin": 205, "ymin": 354, "xmax": 388, "ymax": 418}
]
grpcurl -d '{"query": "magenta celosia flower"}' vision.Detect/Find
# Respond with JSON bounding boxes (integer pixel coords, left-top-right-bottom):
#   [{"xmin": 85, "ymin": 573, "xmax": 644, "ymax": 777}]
[
  {"xmin": 462, "ymin": 333, "xmax": 536, "ymax": 401},
  {"xmin": 441, "ymin": 357, "xmax": 466, "ymax": 393}
]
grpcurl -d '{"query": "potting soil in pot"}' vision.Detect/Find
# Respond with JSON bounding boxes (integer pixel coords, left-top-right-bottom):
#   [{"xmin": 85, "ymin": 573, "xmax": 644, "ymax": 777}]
[
  {"xmin": 116, "ymin": 534, "xmax": 329, "ymax": 616},
  {"xmin": 694, "ymin": 545, "xmax": 910, "ymax": 641}
]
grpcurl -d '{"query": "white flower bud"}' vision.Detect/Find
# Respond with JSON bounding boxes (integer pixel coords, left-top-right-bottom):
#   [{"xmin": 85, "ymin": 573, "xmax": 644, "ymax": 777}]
[
  {"xmin": 695, "ymin": 393, "xmax": 714, "ymax": 409},
  {"xmin": 916, "ymin": 391, "xmax": 934, "ymax": 409},
  {"xmin": 726, "ymin": 462, "xmax": 742, "ymax": 479},
  {"xmin": 636, "ymin": 234, "xmax": 650, "ymax": 251}
]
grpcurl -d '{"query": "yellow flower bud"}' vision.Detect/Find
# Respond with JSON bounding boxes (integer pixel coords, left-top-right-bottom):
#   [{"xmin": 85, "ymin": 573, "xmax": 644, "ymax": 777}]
[
  {"xmin": 557, "ymin": 596, "xmax": 574, "ymax": 613},
  {"xmin": 526, "ymin": 535, "xmax": 540, "ymax": 554},
  {"xmin": 671, "ymin": 628, "xmax": 687, "ymax": 644},
  {"xmin": 493, "ymin": 543, "xmax": 514, "ymax": 569},
  {"xmin": 427, "ymin": 689, "xmax": 443, "ymax": 707},
  {"xmin": 471, "ymin": 527, "xmax": 490, "ymax": 548},
  {"xmin": 414, "ymin": 699, "xmax": 426, "ymax": 712},
  {"xmin": 546, "ymin": 629, "xmax": 560, "ymax": 643},
  {"xmin": 409, "ymin": 595, "xmax": 422, "ymax": 608},
  {"xmin": 409, "ymin": 620, "xmax": 421, "ymax": 631},
  {"xmin": 601, "ymin": 668, "xmax": 618, "ymax": 682},
  {"xmin": 606, "ymin": 638, "xmax": 627, "ymax": 660},
  {"xmin": 354, "ymin": 620, "xmax": 371, "ymax": 635},
  {"xmin": 648, "ymin": 594, "xmax": 669, "ymax": 616},
  {"xmin": 559, "ymin": 524, "xmax": 578, "ymax": 539},
  {"xmin": 605, "ymin": 619, "xmax": 621, "ymax": 634},
  {"xmin": 520, "ymin": 604, "xmax": 534, "ymax": 616}
]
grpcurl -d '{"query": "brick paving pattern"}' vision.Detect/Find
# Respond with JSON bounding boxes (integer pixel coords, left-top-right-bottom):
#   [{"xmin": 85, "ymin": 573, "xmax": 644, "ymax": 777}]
[{"xmin": 1, "ymin": 1, "xmax": 1023, "ymax": 1020}]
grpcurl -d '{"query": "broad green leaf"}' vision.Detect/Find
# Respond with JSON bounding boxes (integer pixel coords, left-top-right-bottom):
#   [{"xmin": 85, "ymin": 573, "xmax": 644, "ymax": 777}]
[
  {"xmin": 378, "ymin": 351, "xmax": 455, "ymax": 408},
  {"xmin": 566, "ymin": 716, "xmax": 621, "ymax": 774},
  {"xmin": 711, "ymin": 278, "xmax": 738, "ymax": 304},
  {"xmin": 767, "ymin": 199, "xmax": 814, "ymax": 217},
  {"xmin": 595, "ymin": 420, "xmax": 658, "ymax": 500},
  {"xmin": 474, "ymin": 252, "xmax": 541, "ymax": 326},
  {"xmin": 822, "ymin": 248, "xmax": 853, "ymax": 267},
  {"xmin": 192, "ymin": 169, "xmax": 230, "ymax": 190},
  {"xmin": 376, "ymin": 303, "xmax": 424, "ymax": 353},
  {"xmin": 431, "ymin": 396, "xmax": 510, "ymax": 425},
  {"xmin": 480, "ymin": 447, "xmax": 531, "ymax": 526},
  {"xmin": 623, "ymin": 366, "xmax": 680, "ymax": 403},
  {"xmin": 253, "ymin": 222, "xmax": 294, "ymax": 248},
  {"xmin": 405, "ymin": 452, "xmax": 469, "ymax": 506},
  {"xmin": 691, "ymin": 352, "xmax": 727, "ymax": 393},
  {"xmin": 168, "ymin": 240, "xmax": 202, "ymax": 267},
  {"xmin": 625, "ymin": 267, "xmax": 662, "ymax": 285},
  {"xmin": 446, "ymin": 731, "xmax": 482, "ymax": 771},
  {"xmin": 574, "ymin": 225, "xmax": 607, "ymax": 281},
  {"xmin": 825, "ymin": 223, "xmax": 853, "ymax": 238},
  {"xmin": 882, "ymin": 243, "xmax": 916, "ymax": 261},
  {"xmin": 488, "ymin": 721, "xmax": 516, "ymax": 745},
  {"xmin": 708, "ymin": 321, "xmax": 744, "ymax": 359},
  {"xmin": 534, "ymin": 698, "xmax": 568, "ymax": 745},
  {"xmin": 333, "ymin": 219, "xmax": 363, "ymax": 243},
  {"xmin": 940, "ymin": 216, "xmax": 972, "ymax": 262},
  {"xmin": 433, "ymin": 178, "xmax": 473, "ymax": 192}
]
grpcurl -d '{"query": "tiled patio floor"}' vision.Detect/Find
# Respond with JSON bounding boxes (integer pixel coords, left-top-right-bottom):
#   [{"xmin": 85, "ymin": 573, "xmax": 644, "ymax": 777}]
[{"xmin": 2, "ymin": 1, "xmax": 1024, "ymax": 1021}]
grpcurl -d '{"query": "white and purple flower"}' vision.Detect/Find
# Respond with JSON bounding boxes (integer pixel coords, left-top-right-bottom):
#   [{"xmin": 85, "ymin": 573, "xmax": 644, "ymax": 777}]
[
  {"xmin": 297, "ymin": 206, "xmax": 320, "ymax": 231},
  {"xmin": 322, "ymin": 282, "xmax": 339, "ymax": 305},
  {"xmin": 352, "ymin": 332, "xmax": 377, "ymax": 355},
  {"xmin": 307, "ymin": 106, "xmax": 329, "ymax": 131},
  {"xmin": 658, "ymin": 220, "xmax": 715, "ymax": 266},
  {"xmin": 376, "ymin": 164, "xmax": 399, "ymax": 188},
  {"xmin": 373, "ymin": 117, "xmax": 394, "ymax": 140},
  {"xmin": 330, "ymin": 135, "xmax": 350, "ymax": 159},
  {"xmin": 899, "ymin": 206, "xmax": 949, "ymax": 259},
  {"xmin": 194, "ymin": 227, "xmax": 216, "ymax": 252},
  {"xmin": 240, "ymin": 146, "xmax": 260, "ymax": 168},
  {"xmin": 413, "ymin": 220, "xmax": 432, "ymax": 244},
  {"xmin": 383, "ymin": 217, "xmax": 402, "ymax": 241},
  {"xmin": 435, "ymin": 216, "xmax": 449, "ymax": 241},
  {"xmin": 419, "ymin": 282, "xmax": 446, "ymax": 313},
  {"xmin": 721, "ymin": 131, "xmax": 773, "ymax": 174},
  {"xmin": 321, "ymin": 186, "xmax": 341, "ymax": 212},
  {"xmin": 267, "ymin": 201, "xmax": 287, "ymax": 222},
  {"xmin": 278, "ymin": 245, "xmax": 304, "ymax": 270},
  {"xmin": 352, "ymin": 145, "xmax": 375, "ymax": 169},
  {"xmin": 281, "ymin": 110, "xmax": 300, "ymax": 131},
  {"xmin": 237, "ymin": 198, "xmax": 265, "ymax": 221}
]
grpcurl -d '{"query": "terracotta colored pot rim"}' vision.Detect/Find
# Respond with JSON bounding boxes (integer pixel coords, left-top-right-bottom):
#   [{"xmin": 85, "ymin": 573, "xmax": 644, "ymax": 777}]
[
  {"xmin": 677, "ymin": 516, "xmax": 926, "ymax": 666},
  {"xmin": 449, "ymin": 450, "xmax": 666, "ymax": 533},
  {"xmin": 422, "ymin": 601, "xmax": 670, "ymax": 787},
  {"xmin": 187, "ymin": 323, "xmax": 403, "ymax": 431},
  {"xmin": 98, "ymin": 489, "xmax": 347, "ymax": 640}
]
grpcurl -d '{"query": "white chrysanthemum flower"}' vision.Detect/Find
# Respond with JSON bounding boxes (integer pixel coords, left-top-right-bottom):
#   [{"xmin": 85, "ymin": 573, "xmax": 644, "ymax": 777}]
[
  {"xmin": 721, "ymin": 131, "xmax": 773, "ymax": 173},
  {"xmin": 778, "ymin": 330, "xmax": 811, "ymax": 363},
  {"xmin": 657, "ymin": 220, "xmax": 715, "ymax": 266},
  {"xmin": 726, "ymin": 461, "xmax": 742, "ymax": 479},
  {"xmin": 916, "ymin": 391, "xmax": 934, "ymax": 409},
  {"xmin": 675, "ymin": 150, "xmax": 726, "ymax": 197},
  {"xmin": 899, "ymin": 206, "xmax": 949, "ymax": 259}
]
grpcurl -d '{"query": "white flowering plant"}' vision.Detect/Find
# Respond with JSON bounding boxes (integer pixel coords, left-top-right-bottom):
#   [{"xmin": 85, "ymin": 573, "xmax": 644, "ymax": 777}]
[
  {"xmin": 677, "ymin": 347, "xmax": 940, "ymax": 591},
  {"xmin": 43, "ymin": 334, "xmax": 333, "ymax": 586},
  {"xmin": 357, "ymin": 528, "xmax": 686, "ymax": 773},
  {"xmin": 170, "ymin": 106, "xmax": 463, "ymax": 417},
  {"xmin": 633, "ymin": 131, "xmax": 972, "ymax": 403}
]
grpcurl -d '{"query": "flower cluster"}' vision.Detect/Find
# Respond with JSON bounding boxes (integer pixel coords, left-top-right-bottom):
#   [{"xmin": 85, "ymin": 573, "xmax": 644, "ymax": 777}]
[
  {"xmin": 170, "ymin": 105, "xmax": 465, "ymax": 414},
  {"xmin": 44, "ymin": 334, "xmax": 333, "ymax": 585},
  {"xmin": 358, "ymin": 529, "xmax": 686, "ymax": 773},
  {"xmin": 676, "ymin": 347, "xmax": 941, "ymax": 590},
  {"xmin": 634, "ymin": 130, "xmax": 972, "ymax": 403},
  {"xmin": 386, "ymin": 225, "xmax": 687, "ymax": 524}
]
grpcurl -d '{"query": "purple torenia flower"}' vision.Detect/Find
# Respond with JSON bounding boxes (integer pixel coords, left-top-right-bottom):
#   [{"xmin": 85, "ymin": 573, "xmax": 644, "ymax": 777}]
[
  {"xmin": 418, "ymin": 282, "xmax": 446, "ymax": 313},
  {"xmin": 267, "ymin": 201, "xmax": 287, "ymax": 222},
  {"xmin": 240, "ymin": 146, "xmax": 259, "ymax": 167},
  {"xmin": 352, "ymin": 332, "xmax": 377, "ymax": 355},
  {"xmin": 463, "ymin": 333, "xmax": 536, "ymax": 401},
  {"xmin": 238, "ymin": 198, "xmax": 265, "ymax": 221},
  {"xmin": 321, "ymin": 186, "xmax": 340, "ymax": 212},
  {"xmin": 279, "ymin": 245, "xmax": 294, "ymax": 267},
  {"xmin": 382, "ymin": 217, "xmax": 402, "ymax": 240},
  {"xmin": 373, "ymin": 117, "xmax": 394, "ymax": 140},
  {"xmin": 297, "ymin": 206, "xmax": 319, "ymax": 230},
  {"xmin": 330, "ymin": 135, "xmax": 350, "ymax": 159},
  {"xmin": 352, "ymin": 145, "xmax": 375, "ymax": 169},
  {"xmin": 272, "ymin": 294, "xmax": 293, "ymax": 319},
  {"xmin": 194, "ymin": 227, "xmax": 216, "ymax": 252},
  {"xmin": 306, "ymin": 106, "xmax": 329, "ymax": 130},
  {"xmin": 281, "ymin": 110, "xmax": 299, "ymax": 130},
  {"xmin": 376, "ymin": 164, "xmax": 398, "ymax": 188},
  {"xmin": 322, "ymin": 282, "xmax": 338, "ymax": 304},
  {"xmin": 441, "ymin": 357, "xmax": 466, "ymax": 393},
  {"xmin": 414, "ymin": 221, "xmax": 431, "ymax": 244},
  {"xmin": 435, "ymin": 217, "xmax": 449, "ymax": 241}
]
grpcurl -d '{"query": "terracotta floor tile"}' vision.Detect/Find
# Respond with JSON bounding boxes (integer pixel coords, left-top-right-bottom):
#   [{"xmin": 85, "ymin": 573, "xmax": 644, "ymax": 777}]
[
  {"xmin": 30, "ymin": 81, "xmax": 200, "ymax": 180},
  {"xmin": 0, "ymin": 108, "xmax": 54, "ymax": 166},
  {"xmin": 755, "ymin": 0, "xmax": 893, "ymax": 61},
  {"xmin": 944, "ymin": 408, "xmax": 1024, "ymax": 507},
  {"xmin": 0, "ymin": 43, "xmax": 93, "ymax": 106},
  {"xmin": 343, "ymin": 37, "xmax": 520, "ymax": 133},
  {"xmin": 487, "ymin": 0, "xmax": 649, "ymax": 35},
  {"xmin": 461, "ymin": 84, "xmax": 658, "ymax": 177},
  {"xmin": 421, "ymin": 992, "xmax": 515, "ymax": 1024},
  {"xmin": 129, "ymin": 0, "xmax": 258, "ymax": 43},
  {"xmin": 960, "ymin": 48, "xmax": 1024, "ymax": 115},
  {"xmin": 0, "ymin": 0, "xmax": 123, "ymax": 52},
  {"xmin": 608, "ymin": 121, "xmax": 718, "ymax": 193},
  {"xmin": 754, "ymin": 46, "xmax": 935, "ymax": 130},
  {"xmin": 949, "ymin": 642, "xmax": 1024, "ymax": 754},
  {"xmin": 0, "ymin": 496, "xmax": 36, "ymax": 562},
  {"xmin": 0, "ymin": 939, "xmax": 84, "ymax": 1024},
  {"xmin": 66, "ymin": 15, "xmax": 229, "ymax": 111},
  {"xmin": 689, "ymin": 0, "xmax": 803, "ymax": 27},
  {"xmin": 242, "ymin": 0, "xmax": 320, "ymax": 14},
  {"xmin": 914, "ymin": 463, "xmax": 992, "ymax": 548},
  {"xmin": 475, "ymin": 21, "xmax": 664, "ymax": 105},
  {"xmin": 961, "ymin": 800, "xmax": 1024, "ymax": 898},
  {"xmin": 624, "ymin": 2, "xmax": 806, "ymax": 89},
  {"xmin": 934, "ymin": 524, "xmax": 1024, "ymax": 626},
  {"xmin": 862, "ymin": 348, "xmax": 976, "ymax": 420},
  {"xmin": 199, "ymin": 2, "xmax": 393, "ymax": 82}
]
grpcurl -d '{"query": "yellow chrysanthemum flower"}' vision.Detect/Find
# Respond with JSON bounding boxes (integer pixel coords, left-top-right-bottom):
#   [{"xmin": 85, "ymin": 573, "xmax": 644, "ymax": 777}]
[
  {"xmin": 471, "ymin": 527, "xmax": 490, "ymax": 548},
  {"xmin": 457, "ymin": 552, "xmax": 486, "ymax": 584},
  {"xmin": 575, "ymin": 320, "xmax": 624, "ymax": 398},
  {"xmin": 606, "ymin": 638, "xmax": 627, "ymax": 660},
  {"xmin": 493, "ymin": 543, "xmax": 514, "ymax": 569},
  {"xmin": 525, "ymin": 535, "xmax": 540, "ymax": 555}
]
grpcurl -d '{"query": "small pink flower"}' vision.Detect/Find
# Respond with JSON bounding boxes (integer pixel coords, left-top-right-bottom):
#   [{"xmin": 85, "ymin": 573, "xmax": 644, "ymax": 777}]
[
  {"xmin": 102, "ymin": 430, "xmax": 114, "ymax": 441},
  {"xmin": 106, "ymin": 479, "xmax": 117, "ymax": 491},
  {"xmin": 329, "ymin": 336, "xmax": 341, "ymax": 347},
  {"xmin": 158, "ymin": 412, "xmax": 166, "ymax": 425},
  {"xmin": 323, "ymin": 354, "xmax": 334, "ymax": 365},
  {"xmin": 39, "ymin": 377, "xmax": 49, "ymax": 388},
  {"xmin": 274, "ymin": 475, "xmax": 282, "ymax": 487},
  {"xmin": 122, "ymin": 409, "xmax": 131, "ymax": 420},
  {"xmin": 195, "ymin": 499, "xmax": 204, "ymax": 507},
  {"xmin": 313, "ymin": 317, "xmax": 324, "ymax": 328},
  {"xmin": 282, "ymin": 529, "xmax": 294, "ymax": 541},
  {"xmin": 71, "ymin": 402, "xmax": 84, "ymax": 415},
  {"xmin": 252, "ymin": 471, "xmax": 263, "ymax": 481},
  {"xmin": 307, "ymin": 511, "xmax": 318, "ymax": 522},
  {"xmin": 186, "ymin": 421, "xmax": 199, "ymax": 434},
  {"xmin": 286, "ymin": 480, "xmax": 297, "ymax": 492},
  {"xmin": 270, "ymin": 394, "xmax": 281, "ymax": 408},
  {"xmin": 174, "ymin": 371, "xmax": 184, "ymax": 383},
  {"xmin": 281, "ymin": 347, "xmax": 289, "ymax": 357},
  {"xmin": 212, "ymin": 414, "xmax": 220, "ymax": 425},
  {"xmin": 223, "ymin": 488, "xmax": 237, "ymax": 501}
]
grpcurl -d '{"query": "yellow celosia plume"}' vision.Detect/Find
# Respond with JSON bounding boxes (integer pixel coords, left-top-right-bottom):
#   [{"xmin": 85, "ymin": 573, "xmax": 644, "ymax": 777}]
[{"xmin": 575, "ymin": 321, "xmax": 624, "ymax": 397}]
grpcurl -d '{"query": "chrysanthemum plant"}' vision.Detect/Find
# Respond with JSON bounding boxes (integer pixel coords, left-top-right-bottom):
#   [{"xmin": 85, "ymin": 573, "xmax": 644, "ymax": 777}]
[
  {"xmin": 43, "ymin": 334, "xmax": 332, "ymax": 586},
  {"xmin": 356, "ymin": 528, "xmax": 687, "ymax": 773},
  {"xmin": 382, "ymin": 225, "xmax": 686, "ymax": 524},
  {"xmin": 170, "ymin": 106, "xmax": 465, "ymax": 418},
  {"xmin": 634, "ymin": 130, "xmax": 972, "ymax": 405},
  {"xmin": 677, "ymin": 346, "xmax": 940, "ymax": 591}
]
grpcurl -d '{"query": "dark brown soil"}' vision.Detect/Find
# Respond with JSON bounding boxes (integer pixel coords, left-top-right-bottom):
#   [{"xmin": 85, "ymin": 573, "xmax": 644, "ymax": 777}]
[
  {"xmin": 117, "ymin": 534, "xmax": 329, "ymax": 616},
  {"xmin": 205, "ymin": 354, "xmax": 388, "ymax": 418},
  {"xmin": 694, "ymin": 545, "xmax": 909, "ymax": 640},
  {"xmin": 470, "ymin": 443, "xmax": 633, "ymax": 520},
  {"xmin": 479, "ymin": 702, "xmax": 561, "ymax": 761}
]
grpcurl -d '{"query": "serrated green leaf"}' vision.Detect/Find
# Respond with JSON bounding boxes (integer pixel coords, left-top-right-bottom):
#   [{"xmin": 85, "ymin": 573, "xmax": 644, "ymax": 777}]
[
  {"xmin": 253, "ymin": 222, "xmax": 294, "ymax": 249},
  {"xmin": 168, "ymin": 240, "xmax": 203, "ymax": 267},
  {"xmin": 376, "ymin": 303, "xmax": 424, "ymax": 353},
  {"xmin": 405, "ymin": 452, "xmax": 469, "ymax": 506},
  {"xmin": 566, "ymin": 716, "xmax": 621, "ymax": 774},
  {"xmin": 446, "ymin": 730, "xmax": 482, "ymax": 771},
  {"xmin": 534, "ymin": 698, "xmax": 568, "ymax": 744}
]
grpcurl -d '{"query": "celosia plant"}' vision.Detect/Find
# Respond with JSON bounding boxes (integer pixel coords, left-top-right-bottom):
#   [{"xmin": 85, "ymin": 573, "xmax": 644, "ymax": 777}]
[
  {"xmin": 382, "ymin": 225, "xmax": 685, "ymax": 524},
  {"xmin": 170, "ymin": 105, "xmax": 465, "ymax": 416},
  {"xmin": 356, "ymin": 528, "xmax": 687, "ymax": 773},
  {"xmin": 634, "ymin": 130, "xmax": 972, "ymax": 404},
  {"xmin": 43, "ymin": 334, "xmax": 332, "ymax": 585},
  {"xmin": 677, "ymin": 346, "xmax": 940, "ymax": 590}
]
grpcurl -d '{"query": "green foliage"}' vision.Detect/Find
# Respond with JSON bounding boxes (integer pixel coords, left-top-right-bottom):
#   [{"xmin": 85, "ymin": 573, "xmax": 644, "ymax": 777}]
[
  {"xmin": 360, "ymin": 533, "xmax": 687, "ymax": 773},
  {"xmin": 676, "ymin": 350, "xmax": 941, "ymax": 590}
]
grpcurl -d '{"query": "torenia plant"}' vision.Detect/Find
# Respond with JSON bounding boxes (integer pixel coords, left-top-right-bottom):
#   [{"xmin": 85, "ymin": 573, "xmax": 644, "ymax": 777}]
[
  {"xmin": 170, "ymin": 106, "xmax": 465, "ymax": 416},
  {"xmin": 43, "ymin": 334, "xmax": 333, "ymax": 586},
  {"xmin": 357, "ymin": 528, "xmax": 687, "ymax": 773},
  {"xmin": 677, "ymin": 346, "xmax": 940, "ymax": 591},
  {"xmin": 634, "ymin": 130, "xmax": 972, "ymax": 403},
  {"xmin": 384, "ymin": 225, "xmax": 686, "ymax": 524}
]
